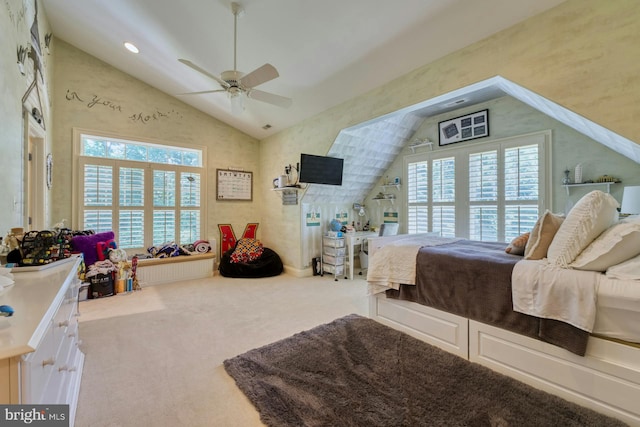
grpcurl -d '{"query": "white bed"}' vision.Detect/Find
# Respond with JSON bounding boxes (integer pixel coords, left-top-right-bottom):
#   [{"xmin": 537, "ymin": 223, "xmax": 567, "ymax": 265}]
[{"xmin": 367, "ymin": 232, "xmax": 640, "ymax": 426}]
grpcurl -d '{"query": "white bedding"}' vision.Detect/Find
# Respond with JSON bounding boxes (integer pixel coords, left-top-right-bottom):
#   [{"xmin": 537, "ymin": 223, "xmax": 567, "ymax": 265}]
[
  {"xmin": 366, "ymin": 236, "xmax": 460, "ymax": 295},
  {"xmin": 513, "ymin": 259, "xmax": 640, "ymax": 342},
  {"xmin": 512, "ymin": 260, "xmax": 600, "ymax": 332},
  {"xmin": 593, "ymin": 274, "xmax": 640, "ymax": 342}
]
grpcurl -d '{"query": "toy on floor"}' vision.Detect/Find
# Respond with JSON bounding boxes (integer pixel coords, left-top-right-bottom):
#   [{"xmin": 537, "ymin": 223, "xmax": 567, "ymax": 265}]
[{"xmin": 0, "ymin": 305, "xmax": 14, "ymax": 317}]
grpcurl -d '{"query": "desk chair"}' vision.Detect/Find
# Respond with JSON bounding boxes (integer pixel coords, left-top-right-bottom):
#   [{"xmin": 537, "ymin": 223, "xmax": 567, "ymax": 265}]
[{"xmin": 359, "ymin": 223, "xmax": 399, "ymax": 274}]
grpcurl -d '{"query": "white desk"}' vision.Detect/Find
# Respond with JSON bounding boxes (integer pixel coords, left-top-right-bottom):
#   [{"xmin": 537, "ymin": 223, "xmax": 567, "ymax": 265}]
[{"xmin": 345, "ymin": 231, "xmax": 377, "ymax": 280}]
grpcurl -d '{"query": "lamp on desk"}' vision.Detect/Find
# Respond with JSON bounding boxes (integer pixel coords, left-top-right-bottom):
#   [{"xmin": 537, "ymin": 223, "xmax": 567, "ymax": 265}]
[{"xmin": 621, "ymin": 186, "xmax": 640, "ymax": 216}]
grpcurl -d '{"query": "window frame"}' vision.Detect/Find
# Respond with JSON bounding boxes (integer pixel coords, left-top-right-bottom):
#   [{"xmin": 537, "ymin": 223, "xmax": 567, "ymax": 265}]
[
  {"xmin": 72, "ymin": 128, "xmax": 207, "ymax": 251},
  {"xmin": 404, "ymin": 130, "xmax": 551, "ymax": 241}
]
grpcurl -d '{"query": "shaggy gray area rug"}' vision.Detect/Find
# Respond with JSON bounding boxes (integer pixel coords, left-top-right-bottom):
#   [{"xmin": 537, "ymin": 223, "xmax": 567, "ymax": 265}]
[{"xmin": 224, "ymin": 314, "xmax": 626, "ymax": 427}]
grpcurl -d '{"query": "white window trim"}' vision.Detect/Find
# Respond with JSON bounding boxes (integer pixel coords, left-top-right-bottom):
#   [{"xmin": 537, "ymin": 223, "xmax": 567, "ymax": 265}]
[
  {"xmin": 71, "ymin": 127, "xmax": 207, "ymax": 247},
  {"xmin": 403, "ymin": 130, "xmax": 552, "ymax": 240}
]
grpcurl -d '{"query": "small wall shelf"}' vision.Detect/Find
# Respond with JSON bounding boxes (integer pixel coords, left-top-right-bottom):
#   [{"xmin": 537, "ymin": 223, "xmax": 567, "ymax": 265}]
[
  {"xmin": 380, "ymin": 184, "xmax": 401, "ymax": 191},
  {"xmin": 408, "ymin": 141, "xmax": 433, "ymax": 153},
  {"xmin": 563, "ymin": 181, "xmax": 620, "ymax": 195},
  {"xmin": 372, "ymin": 197, "xmax": 396, "ymax": 205},
  {"xmin": 272, "ymin": 187, "xmax": 301, "ymax": 205}
]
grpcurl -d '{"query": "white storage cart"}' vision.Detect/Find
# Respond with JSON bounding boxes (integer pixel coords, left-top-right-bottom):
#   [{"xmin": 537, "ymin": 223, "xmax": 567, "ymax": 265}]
[{"xmin": 321, "ymin": 235, "xmax": 346, "ymax": 281}]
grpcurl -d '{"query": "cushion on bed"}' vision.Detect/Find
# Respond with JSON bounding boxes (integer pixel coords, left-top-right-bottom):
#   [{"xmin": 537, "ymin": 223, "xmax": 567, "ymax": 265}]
[
  {"xmin": 571, "ymin": 218, "xmax": 640, "ymax": 271},
  {"xmin": 606, "ymin": 254, "xmax": 640, "ymax": 280},
  {"xmin": 524, "ymin": 211, "xmax": 564, "ymax": 260},
  {"xmin": 505, "ymin": 232, "xmax": 529, "ymax": 255},
  {"xmin": 547, "ymin": 191, "xmax": 619, "ymax": 268}
]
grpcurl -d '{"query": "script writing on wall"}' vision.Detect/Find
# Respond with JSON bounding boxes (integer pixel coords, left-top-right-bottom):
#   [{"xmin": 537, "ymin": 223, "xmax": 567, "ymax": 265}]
[{"xmin": 64, "ymin": 89, "xmax": 183, "ymax": 125}]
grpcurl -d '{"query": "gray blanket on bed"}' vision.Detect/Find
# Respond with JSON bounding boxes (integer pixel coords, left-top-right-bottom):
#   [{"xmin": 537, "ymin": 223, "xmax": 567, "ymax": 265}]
[{"xmin": 386, "ymin": 240, "xmax": 589, "ymax": 356}]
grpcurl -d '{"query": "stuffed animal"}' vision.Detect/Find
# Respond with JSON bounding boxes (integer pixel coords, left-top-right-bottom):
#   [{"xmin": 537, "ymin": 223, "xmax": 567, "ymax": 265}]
[{"xmin": 108, "ymin": 248, "xmax": 128, "ymax": 263}]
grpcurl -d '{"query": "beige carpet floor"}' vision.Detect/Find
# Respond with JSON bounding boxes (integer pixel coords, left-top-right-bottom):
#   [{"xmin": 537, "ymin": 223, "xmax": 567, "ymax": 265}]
[{"xmin": 75, "ymin": 272, "xmax": 368, "ymax": 427}]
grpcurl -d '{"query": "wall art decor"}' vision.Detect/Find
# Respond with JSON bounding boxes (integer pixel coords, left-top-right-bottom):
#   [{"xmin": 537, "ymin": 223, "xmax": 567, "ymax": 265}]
[{"xmin": 438, "ymin": 109, "xmax": 489, "ymax": 146}]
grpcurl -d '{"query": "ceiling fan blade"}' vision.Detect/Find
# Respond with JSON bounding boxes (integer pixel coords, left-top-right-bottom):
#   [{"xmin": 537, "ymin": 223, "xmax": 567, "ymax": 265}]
[
  {"xmin": 178, "ymin": 59, "xmax": 229, "ymax": 88},
  {"xmin": 240, "ymin": 63, "xmax": 279, "ymax": 89},
  {"xmin": 247, "ymin": 89, "xmax": 292, "ymax": 108},
  {"xmin": 176, "ymin": 89, "xmax": 227, "ymax": 96}
]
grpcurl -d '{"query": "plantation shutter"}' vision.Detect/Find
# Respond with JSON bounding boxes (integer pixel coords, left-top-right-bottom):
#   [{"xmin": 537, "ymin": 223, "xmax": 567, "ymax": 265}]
[
  {"xmin": 432, "ymin": 157, "xmax": 455, "ymax": 237},
  {"xmin": 83, "ymin": 164, "xmax": 114, "ymax": 233},
  {"xmin": 119, "ymin": 167, "xmax": 145, "ymax": 248},
  {"xmin": 180, "ymin": 173, "xmax": 201, "ymax": 244},
  {"xmin": 504, "ymin": 144, "xmax": 539, "ymax": 240},
  {"xmin": 407, "ymin": 160, "xmax": 429, "ymax": 233},
  {"xmin": 469, "ymin": 150, "xmax": 498, "ymax": 241}
]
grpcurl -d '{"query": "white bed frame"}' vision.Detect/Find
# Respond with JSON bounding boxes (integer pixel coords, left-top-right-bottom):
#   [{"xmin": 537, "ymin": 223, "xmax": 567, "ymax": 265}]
[{"xmin": 367, "ymin": 234, "xmax": 640, "ymax": 426}]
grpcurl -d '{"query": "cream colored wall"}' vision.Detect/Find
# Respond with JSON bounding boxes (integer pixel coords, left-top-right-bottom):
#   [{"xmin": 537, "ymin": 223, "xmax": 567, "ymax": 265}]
[
  {"xmin": 51, "ymin": 40, "xmax": 260, "ymax": 250},
  {"xmin": 260, "ymin": 0, "xmax": 640, "ymax": 271},
  {"xmin": 0, "ymin": 0, "xmax": 53, "ymax": 234}
]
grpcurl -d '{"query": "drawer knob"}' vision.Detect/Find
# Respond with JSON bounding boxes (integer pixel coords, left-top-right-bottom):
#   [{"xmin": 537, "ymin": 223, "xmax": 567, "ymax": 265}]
[
  {"xmin": 58, "ymin": 320, "xmax": 69, "ymax": 327},
  {"xmin": 58, "ymin": 365, "xmax": 69, "ymax": 372},
  {"xmin": 42, "ymin": 358, "xmax": 55, "ymax": 367},
  {"xmin": 68, "ymin": 332, "xmax": 76, "ymax": 338}
]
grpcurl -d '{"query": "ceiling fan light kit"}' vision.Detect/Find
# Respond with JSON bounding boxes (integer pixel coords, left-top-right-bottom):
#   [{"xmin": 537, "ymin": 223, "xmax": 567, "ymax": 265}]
[{"xmin": 177, "ymin": 1, "xmax": 291, "ymax": 115}]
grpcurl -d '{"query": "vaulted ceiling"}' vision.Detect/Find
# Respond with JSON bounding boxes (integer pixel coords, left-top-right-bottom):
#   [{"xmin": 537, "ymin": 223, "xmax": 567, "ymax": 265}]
[{"xmin": 42, "ymin": 0, "xmax": 566, "ymax": 139}]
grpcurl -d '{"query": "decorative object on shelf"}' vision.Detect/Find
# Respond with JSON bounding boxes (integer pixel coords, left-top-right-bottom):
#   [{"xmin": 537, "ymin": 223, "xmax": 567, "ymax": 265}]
[
  {"xmin": 273, "ymin": 174, "xmax": 289, "ymax": 188},
  {"xmin": 574, "ymin": 163, "xmax": 583, "ymax": 184},
  {"xmin": 44, "ymin": 33, "xmax": 53, "ymax": 54},
  {"xmin": 46, "ymin": 153, "xmax": 53, "ymax": 189},
  {"xmin": 562, "ymin": 168, "xmax": 571, "ymax": 185},
  {"xmin": 595, "ymin": 175, "xmax": 621, "ymax": 183},
  {"xmin": 621, "ymin": 186, "xmax": 640, "ymax": 215},
  {"xmin": 16, "ymin": 45, "xmax": 29, "ymax": 75},
  {"xmin": 438, "ymin": 109, "xmax": 489, "ymax": 146}
]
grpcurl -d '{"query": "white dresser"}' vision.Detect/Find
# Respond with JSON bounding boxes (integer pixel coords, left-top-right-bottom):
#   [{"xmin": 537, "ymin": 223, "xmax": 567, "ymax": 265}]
[{"xmin": 0, "ymin": 257, "xmax": 84, "ymax": 425}]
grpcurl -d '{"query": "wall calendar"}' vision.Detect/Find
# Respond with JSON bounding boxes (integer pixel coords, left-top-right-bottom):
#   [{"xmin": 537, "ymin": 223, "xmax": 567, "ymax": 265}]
[{"xmin": 216, "ymin": 169, "xmax": 253, "ymax": 201}]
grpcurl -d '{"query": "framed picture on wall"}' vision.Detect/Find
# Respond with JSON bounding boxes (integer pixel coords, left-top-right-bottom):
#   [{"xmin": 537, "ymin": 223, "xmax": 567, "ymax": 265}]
[{"xmin": 438, "ymin": 109, "xmax": 489, "ymax": 146}]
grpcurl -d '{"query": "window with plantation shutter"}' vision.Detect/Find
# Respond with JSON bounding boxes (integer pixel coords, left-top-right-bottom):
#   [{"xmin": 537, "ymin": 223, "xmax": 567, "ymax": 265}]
[
  {"xmin": 75, "ymin": 131, "xmax": 205, "ymax": 250},
  {"xmin": 405, "ymin": 131, "xmax": 549, "ymax": 242}
]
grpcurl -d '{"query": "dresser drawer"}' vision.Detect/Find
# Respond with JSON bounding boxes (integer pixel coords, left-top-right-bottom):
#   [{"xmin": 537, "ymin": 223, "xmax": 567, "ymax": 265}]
[
  {"xmin": 21, "ymin": 321, "xmax": 56, "ymax": 403},
  {"xmin": 42, "ymin": 320, "xmax": 79, "ymax": 405}
]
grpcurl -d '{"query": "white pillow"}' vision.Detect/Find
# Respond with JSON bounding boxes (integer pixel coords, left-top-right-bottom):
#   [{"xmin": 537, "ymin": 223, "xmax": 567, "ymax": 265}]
[
  {"xmin": 571, "ymin": 218, "xmax": 640, "ymax": 271},
  {"xmin": 606, "ymin": 255, "xmax": 640, "ymax": 281},
  {"xmin": 547, "ymin": 190, "xmax": 620, "ymax": 268}
]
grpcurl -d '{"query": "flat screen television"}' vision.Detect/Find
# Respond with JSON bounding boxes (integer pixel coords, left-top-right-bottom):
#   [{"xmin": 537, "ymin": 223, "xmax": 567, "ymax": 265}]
[{"xmin": 299, "ymin": 154, "xmax": 344, "ymax": 186}]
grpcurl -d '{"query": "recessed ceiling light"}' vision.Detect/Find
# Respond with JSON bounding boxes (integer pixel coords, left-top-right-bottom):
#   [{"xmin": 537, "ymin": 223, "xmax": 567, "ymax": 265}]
[{"xmin": 124, "ymin": 42, "xmax": 139, "ymax": 54}]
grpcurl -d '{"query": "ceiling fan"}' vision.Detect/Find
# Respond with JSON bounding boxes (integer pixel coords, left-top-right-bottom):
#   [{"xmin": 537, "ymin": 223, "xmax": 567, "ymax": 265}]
[{"xmin": 178, "ymin": 2, "xmax": 292, "ymax": 114}]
